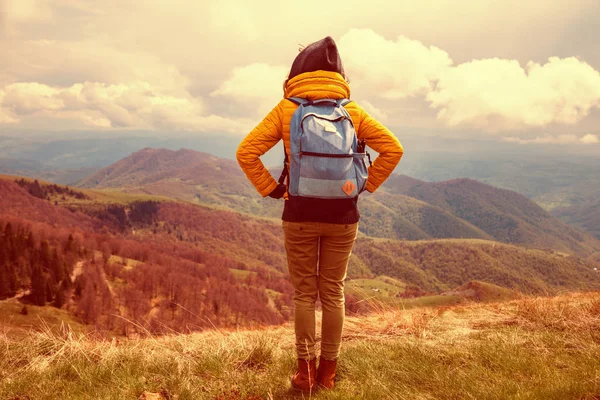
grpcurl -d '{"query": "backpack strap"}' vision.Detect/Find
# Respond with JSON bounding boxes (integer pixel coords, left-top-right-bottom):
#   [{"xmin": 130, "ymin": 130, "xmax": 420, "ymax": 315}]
[
  {"xmin": 278, "ymin": 144, "xmax": 289, "ymax": 185},
  {"xmin": 287, "ymin": 97, "xmax": 308, "ymax": 106},
  {"xmin": 287, "ymin": 97, "xmax": 352, "ymax": 107}
]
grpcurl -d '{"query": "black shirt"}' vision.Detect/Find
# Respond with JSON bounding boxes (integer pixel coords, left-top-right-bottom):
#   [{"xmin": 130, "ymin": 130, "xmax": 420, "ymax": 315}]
[{"xmin": 282, "ymin": 195, "xmax": 359, "ymax": 224}]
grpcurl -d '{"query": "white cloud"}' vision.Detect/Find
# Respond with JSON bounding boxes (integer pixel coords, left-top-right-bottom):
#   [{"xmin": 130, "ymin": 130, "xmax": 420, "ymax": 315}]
[
  {"xmin": 211, "ymin": 63, "xmax": 289, "ymax": 116},
  {"xmin": 0, "ymin": 81, "xmax": 250, "ymax": 132},
  {"xmin": 338, "ymin": 28, "xmax": 453, "ymax": 100},
  {"xmin": 1, "ymin": 39, "xmax": 191, "ymax": 94},
  {"xmin": 503, "ymin": 134, "xmax": 599, "ymax": 144},
  {"xmin": 335, "ymin": 29, "xmax": 600, "ymax": 135},
  {"xmin": 428, "ymin": 57, "xmax": 600, "ymax": 130},
  {"xmin": 581, "ymin": 134, "xmax": 599, "ymax": 144},
  {"xmin": 360, "ymin": 100, "xmax": 388, "ymax": 123}
]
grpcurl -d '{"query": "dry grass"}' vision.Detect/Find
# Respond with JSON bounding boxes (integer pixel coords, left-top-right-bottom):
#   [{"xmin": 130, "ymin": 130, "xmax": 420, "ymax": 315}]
[{"xmin": 2, "ymin": 292, "xmax": 600, "ymax": 399}]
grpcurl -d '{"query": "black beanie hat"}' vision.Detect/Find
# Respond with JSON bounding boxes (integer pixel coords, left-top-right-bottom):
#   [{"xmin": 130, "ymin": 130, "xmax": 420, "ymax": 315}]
[{"xmin": 288, "ymin": 36, "xmax": 345, "ymax": 80}]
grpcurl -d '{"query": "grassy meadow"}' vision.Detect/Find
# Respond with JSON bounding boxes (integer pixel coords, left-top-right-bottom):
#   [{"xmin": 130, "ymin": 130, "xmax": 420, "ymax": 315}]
[{"xmin": 2, "ymin": 292, "xmax": 600, "ymax": 400}]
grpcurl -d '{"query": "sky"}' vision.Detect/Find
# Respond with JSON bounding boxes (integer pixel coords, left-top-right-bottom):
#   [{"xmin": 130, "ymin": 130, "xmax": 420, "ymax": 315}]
[{"xmin": 0, "ymin": 0, "xmax": 599, "ymax": 146}]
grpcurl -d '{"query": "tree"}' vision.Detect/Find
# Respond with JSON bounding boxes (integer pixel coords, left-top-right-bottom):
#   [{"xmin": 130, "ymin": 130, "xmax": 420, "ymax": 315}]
[
  {"xmin": 64, "ymin": 234, "xmax": 74, "ymax": 253},
  {"xmin": 30, "ymin": 265, "xmax": 47, "ymax": 306},
  {"xmin": 50, "ymin": 249, "xmax": 64, "ymax": 282},
  {"xmin": 0, "ymin": 265, "xmax": 11, "ymax": 299},
  {"xmin": 26, "ymin": 231, "xmax": 36, "ymax": 250},
  {"xmin": 53, "ymin": 286, "xmax": 66, "ymax": 308},
  {"xmin": 39, "ymin": 240, "xmax": 51, "ymax": 270}
]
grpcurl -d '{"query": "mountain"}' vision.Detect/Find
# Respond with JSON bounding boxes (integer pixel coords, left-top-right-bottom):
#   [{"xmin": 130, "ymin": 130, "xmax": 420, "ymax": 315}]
[
  {"xmin": 383, "ymin": 174, "xmax": 600, "ymax": 255},
  {"xmin": 75, "ymin": 148, "xmax": 600, "ymax": 256},
  {"xmin": 77, "ymin": 147, "xmax": 283, "ymax": 219},
  {"xmin": 552, "ymin": 200, "xmax": 600, "ymax": 239}
]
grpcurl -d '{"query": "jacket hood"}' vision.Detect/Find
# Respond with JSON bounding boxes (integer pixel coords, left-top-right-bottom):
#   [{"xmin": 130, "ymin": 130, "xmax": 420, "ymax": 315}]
[
  {"xmin": 288, "ymin": 36, "xmax": 345, "ymax": 80},
  {"xmin": 284, "ymin": 70, "xmax": 350, "ymax": 100}
]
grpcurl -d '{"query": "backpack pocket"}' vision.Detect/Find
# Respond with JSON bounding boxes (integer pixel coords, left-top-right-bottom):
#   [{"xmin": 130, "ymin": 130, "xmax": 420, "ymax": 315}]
[{"xmin": 296, "ymin": 152, "xmax": 358, "ymax": 198}]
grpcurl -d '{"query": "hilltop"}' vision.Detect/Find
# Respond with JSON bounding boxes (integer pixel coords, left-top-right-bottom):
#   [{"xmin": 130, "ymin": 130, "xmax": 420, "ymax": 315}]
[
  {"xmin": 76, "ymin": 147, "xmax": 282, "ymax": 219},
  {"xmin": 1, "ymin": 292, "xmax": 600, "ymax": 399}
]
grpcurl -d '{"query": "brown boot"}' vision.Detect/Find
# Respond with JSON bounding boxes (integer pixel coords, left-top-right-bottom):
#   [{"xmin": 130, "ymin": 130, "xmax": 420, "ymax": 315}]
[
  {"xmin": 316, "ymin": 357, "xmax": 338, "ymax": 389},
  {"xmin": 291, "ymin": 358, "xmax": 316, "ymax": 393}
]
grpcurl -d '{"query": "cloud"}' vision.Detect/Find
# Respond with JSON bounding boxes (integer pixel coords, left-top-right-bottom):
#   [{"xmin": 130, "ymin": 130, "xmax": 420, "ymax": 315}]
[
  {"xmin": 1, "ymin": 1, "xmax": 600, "ymax": 138},
  {"xmin": 338, "ymin": 29, "xmax": 453, "ymax": 100},
  {"xmin": 335, "ymin": 29, "xmax": 600, "ymax": 135},
  {"xmin": 581, "ymin": 134, "xmax": 599, "ymax": 144},
  {"xmin": 0, "ymin": 89, "xmax": 17, "ymax": 123},
  {"xmin": 427, "ymin": 57, "xmax": 600, "ymax": 130},
  {"xmin": 503, "ymin": 134, "xmax": 599, "ymax": 144},
  {"xmin": 0, "ymin": 81, "xmax": 250, "ymax": 132},
  {"xmin": 210, "ymin": 63, "xmax": 288, "ymax": 116},
  {"xmin": 360, "ymin": 100, "xmax": 388, "ymax": 123},
  {"xmin": 1, "ymin": 38, "xmax": 191, "ymax": 94}
]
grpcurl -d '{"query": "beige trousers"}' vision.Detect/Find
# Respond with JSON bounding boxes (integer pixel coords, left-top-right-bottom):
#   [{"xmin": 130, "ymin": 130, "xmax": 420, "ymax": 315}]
[{"xmin": 282, "ymin": 221, "xmax": 359, "ymax": 360}]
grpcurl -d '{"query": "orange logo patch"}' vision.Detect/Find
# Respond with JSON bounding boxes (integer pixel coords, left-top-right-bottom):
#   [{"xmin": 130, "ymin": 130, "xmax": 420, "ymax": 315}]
[{"xmin": 342, "ymin": 180, "xmax": 356, "ymax": 196}]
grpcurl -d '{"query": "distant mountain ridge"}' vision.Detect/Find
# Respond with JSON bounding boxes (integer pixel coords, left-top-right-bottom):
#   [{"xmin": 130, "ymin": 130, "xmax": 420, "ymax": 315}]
[
  {"xmin": 382, "ymin": 174, "xmax": 599, "ymax": 255},
  {"xmin": 75, "ymin": 147, "xmax": 600, "ymax": 255}
]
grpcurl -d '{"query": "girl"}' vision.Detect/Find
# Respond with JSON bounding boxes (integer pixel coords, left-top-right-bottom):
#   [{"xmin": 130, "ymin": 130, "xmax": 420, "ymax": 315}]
[{"xmin": 236, "ymin": 36, "xmax": 403, "ymax": 392}]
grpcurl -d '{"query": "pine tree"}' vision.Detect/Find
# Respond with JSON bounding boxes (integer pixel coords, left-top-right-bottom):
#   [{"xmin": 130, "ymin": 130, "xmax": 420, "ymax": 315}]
[
  {"xmin": 65, "ymin": 234, "xmax": 74, "ymax": 253},
  {"xmin": 50, "ymin": 249, "xmax": 64, "ymax": 282},
  {"xmin": 0, "ymin": 265, "xmax": 11, "ymax": 299},
  {"xmin": 26, "ymin": 231, "xmax": 36, "ymax": 249},
  {"xmin": 4, "ymin": 222, "xmax": 13, "ymax": 239},
  {"xmin": 40, "ymin": 240, "xmax": 51, "ymax": 270},
  {"xmin": 31, "ymin": 265, "xmax": 47, "ymax": 306},
  {"xmin": 54, "ymin": 277, "xmax": 73, "ymax": 310},
  {"xmin": 29, "ymin": 180, "xmax": 45, "ymax": 199},
  {"xmin": 53, "ymin": 285, "xmax": 66, "ymax": 308}
]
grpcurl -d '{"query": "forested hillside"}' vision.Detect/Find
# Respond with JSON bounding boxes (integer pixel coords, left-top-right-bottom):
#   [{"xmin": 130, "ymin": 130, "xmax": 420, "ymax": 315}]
[
  {"xmin": 2, "ymin": 176, "xmax": 599, "ymax": 337},
  {"xmin": 0, "ymin": 178, "xmax": 292, "ymax": 335}
]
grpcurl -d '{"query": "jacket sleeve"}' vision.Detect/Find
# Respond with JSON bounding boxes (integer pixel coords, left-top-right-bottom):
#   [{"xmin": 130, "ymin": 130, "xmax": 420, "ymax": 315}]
[
  {"xmin": 236, "ymin": 101, "xmax": 284, "ymax": 197},
  {"xmin": 355, "ymin": 105, "xmax": 404, "ymax": 193}
]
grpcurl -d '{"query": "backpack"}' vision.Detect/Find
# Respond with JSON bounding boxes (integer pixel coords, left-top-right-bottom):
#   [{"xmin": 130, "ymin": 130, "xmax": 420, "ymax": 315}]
[{"xmin": 278, "ymin": 97, "xmax": 371, "ymax": 199}]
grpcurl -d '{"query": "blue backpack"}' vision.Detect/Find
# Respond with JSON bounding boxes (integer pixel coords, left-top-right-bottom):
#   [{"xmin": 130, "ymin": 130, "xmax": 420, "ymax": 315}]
[{"xmin": 278, "ymin": 97, "xmax": 371, "ymax": 199}]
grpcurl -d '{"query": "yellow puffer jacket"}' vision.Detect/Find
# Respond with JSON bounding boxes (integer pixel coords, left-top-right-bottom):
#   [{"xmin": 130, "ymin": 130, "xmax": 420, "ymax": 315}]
[{"xmin": 236, "ymin": 70, "xmax": 404, "ymax": 197}]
